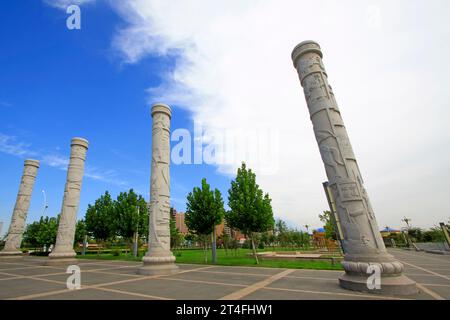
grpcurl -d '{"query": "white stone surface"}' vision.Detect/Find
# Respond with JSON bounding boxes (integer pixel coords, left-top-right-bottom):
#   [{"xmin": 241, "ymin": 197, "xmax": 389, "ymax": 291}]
[
  {"xmin": 138, "ymin": 103, "xmax": 178, "ymax": 275},
  {"xmin": 292, "ymin": 41, "xmax": 417, "ymax": 295},
  {"xmin": 0, "ymin": 159, "xmax": 40, "ymax": 255},
  {"xmin": 48, "ymin": 138, "xmax": 88, "ymax": 260}
]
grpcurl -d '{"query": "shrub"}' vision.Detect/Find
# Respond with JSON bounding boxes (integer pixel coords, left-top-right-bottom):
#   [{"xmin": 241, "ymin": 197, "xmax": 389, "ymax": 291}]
[{"xmin": 111, "ymin": 249, "xmax": 121, "ymax": 256}]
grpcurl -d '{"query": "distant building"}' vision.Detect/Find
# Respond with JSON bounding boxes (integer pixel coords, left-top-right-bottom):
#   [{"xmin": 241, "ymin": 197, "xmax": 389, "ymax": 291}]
[
  {"xmin": 171, "ymin": 210, "xmax": 246, "ymax": 241},
  {"xmin": 175, "ymin": 212, "xmax": 189, "ymax": 235}
]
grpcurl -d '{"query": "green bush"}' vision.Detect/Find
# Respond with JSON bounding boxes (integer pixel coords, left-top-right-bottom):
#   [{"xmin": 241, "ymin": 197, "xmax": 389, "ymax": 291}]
[{"xmin": 111, "ymin": 249, "xmax": 121, "ymax": 256}]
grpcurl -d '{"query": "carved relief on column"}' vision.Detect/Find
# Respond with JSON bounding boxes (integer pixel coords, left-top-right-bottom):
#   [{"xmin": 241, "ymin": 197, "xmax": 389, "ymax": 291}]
[
  {"xmin": 49, "ymin": 137, "xmax": 88, "ymax": 260},
  {"xmin": 292, "ymin": 41, "xmax": 417, "ymax": 294},
  {"xmin": 1, "ymin": 159, "xmax": 39, "ymax": 255},
  {"xmin": 139, "ymin": 103, "xmax": 178, "ymax": 274}
]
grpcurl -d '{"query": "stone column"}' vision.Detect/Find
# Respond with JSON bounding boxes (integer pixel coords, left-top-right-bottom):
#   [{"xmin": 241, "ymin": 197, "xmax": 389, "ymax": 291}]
[
  {"xmin": 0, "ymin": 160, "xmax": 39, "ymax": 256},
  {"xmin": 291, "ymin": 41, "xmax": 417, "ymax": 295},
  {"xmin": 48, "ymin": 137, "xmax": 88, "ymax": 263},
  {"xmin": 138, "ymin": 103, "xmax": 178, "ymax": 275}
]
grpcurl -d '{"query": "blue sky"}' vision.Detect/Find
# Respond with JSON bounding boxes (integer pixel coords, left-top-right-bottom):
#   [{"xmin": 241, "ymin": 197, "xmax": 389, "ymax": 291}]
[
  {"xmin": 2, "ymin": 0, "xmax": 450, "ymax": 237},
  {"xmin": 0, "ymin": 1, "xmax": 235, "ymax": 235}
]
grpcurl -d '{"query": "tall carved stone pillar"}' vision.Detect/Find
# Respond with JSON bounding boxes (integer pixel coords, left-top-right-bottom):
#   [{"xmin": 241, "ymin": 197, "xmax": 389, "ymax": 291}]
[
  {"xmin": 138, "ymin": 103, "xmax": 178, "ymax": 275},
  {"xmin": 0, "ymin": 159, "xmax": 39, "ymax": 256},
  {"xmin": 291, "ymin": 41, "xmax": 417, "ymax": 295},
  {"xmin": 48, "ymin": 138, "xmax": 88, "ymax": 263}
]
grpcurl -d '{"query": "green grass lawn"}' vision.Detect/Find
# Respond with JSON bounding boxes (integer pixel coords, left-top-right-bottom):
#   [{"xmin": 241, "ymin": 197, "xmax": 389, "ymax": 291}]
[{"xmin": 76, "ymin": 248, "xmax": 343, "ymax": 270}]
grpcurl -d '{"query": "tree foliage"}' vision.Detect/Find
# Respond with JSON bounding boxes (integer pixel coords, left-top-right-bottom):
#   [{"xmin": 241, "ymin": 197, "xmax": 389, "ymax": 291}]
[
  {"xmin": 85, "ymin": 191, "xmax": 115, "ymax": 241},
  {"xmin": 113, "ymin": 189, "xmax": 148, "ymax": 240},
  {"xmin": 170, "ymin": 212, "xmax": 183, "ymax": 249},
  {"xmin": 185, "ymin": 178, "xmax": 225, "ymax": 262},
  {"xmin": 319, "ymin": 210, "xmax": 337, "ymax": 241},
  {"xmin": 23, "ymin": 216, "xmax": 59, "ymax": 248},
  {"xmin": 74, "ymin": 219, "xmax": 87, "ymax": 244},
  {"xmin": 226, "ymin": 162, "xmax": 274, "ymax": 264}
]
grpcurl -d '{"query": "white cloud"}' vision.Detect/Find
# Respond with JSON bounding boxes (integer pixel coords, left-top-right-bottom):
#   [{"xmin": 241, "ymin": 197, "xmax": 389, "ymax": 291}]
[
  {"xmin": 109, "ymin": 0, "xmax": 450, "ymax": 230},
  {"xmin": 0, "ymin": 133, "xmax": 128, "ymax": 187},
  {"xmin": 0, "ymin": 134, "xmax": 36, "ymax": 157}
]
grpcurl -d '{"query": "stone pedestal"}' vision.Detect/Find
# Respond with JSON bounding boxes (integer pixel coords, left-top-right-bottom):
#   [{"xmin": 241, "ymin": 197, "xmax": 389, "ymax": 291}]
[
  {"xmin": 0, "ymin": 160, "xmax": 40, "ymax": 257},
  {"xmin": 138, "ymin": 103, "xmax": 178, "ymax": 275},
  {"xmin": 47, "ymin": 138, "xmax": 88, "ymax": 264},
  {"xmin": 291, "ymin": 41, "xmax": 417, "ymax": 295}
]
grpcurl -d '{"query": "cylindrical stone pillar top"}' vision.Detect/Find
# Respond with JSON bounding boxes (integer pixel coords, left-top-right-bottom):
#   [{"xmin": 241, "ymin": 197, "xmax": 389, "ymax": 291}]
[
  {"xmin": 24, "ymin": 159, "xmax": 40, "ymax": 168},
  {"xmin": 151, "ymin": 103, "xmax": 172, "ymax": 119},
  {"xmin": 291, "ymin": 40, "xmax": 323, "ymax": 67},
  {"xmin": 1, "ymin": 159, "xmax": 40, "ymax": 255},
  {"xmin": 71, "ymin": 137, "xmax": 89, "ymax": 149}
]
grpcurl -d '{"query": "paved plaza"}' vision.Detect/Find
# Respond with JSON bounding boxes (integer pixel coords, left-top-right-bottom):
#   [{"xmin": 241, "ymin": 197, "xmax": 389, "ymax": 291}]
[{"xmin": 0, "ymin": 249, "xmax": 448, "ymax": 300}]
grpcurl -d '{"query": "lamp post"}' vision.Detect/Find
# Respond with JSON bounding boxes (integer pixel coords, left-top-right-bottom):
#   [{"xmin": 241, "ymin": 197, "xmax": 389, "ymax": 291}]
[
  {"xmin": 133, "ymin": 206, "xmax": 140, "ymax": 258},
  {"xmin": 402, "ymin": 217, "xmax": 411, "ymax": 229},
  {"xmin": 41, "ymin": 190, "xmax": 48, "ymax": 217}
]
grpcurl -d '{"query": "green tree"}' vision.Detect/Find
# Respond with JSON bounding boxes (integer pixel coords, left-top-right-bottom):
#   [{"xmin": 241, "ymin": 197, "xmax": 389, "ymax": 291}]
[
  {"xmin": 23, "ymin": 216, "xmax": 59, "ymax": 250},
  {"xmin": 407, "ymin": 227, "xmax": 423, "ymax": 242},
  {"xmin": 185, "ymin": 178, "xmax": 225, "ymax": 263},
  {"xmin": 170, "ymin": 212, "xmax": 182, "ymax": 249},
  {"xmin": 85, "ymin": 191, "xmax": 115, "ymax": 242},
  {"xmin": 319, "ymin": 210, "xmax": 337, "ymax": 241},
  {"xmin": 114, "ymin": 189, "xmax": 148, "ymax": 239},
  {"xmin": 74, "ymin": 219, "xmax": 87, "ymax": 244},
  {"xmin": 113, "ymin": 189, "xmax": 149, "ymax": 256},
  {"xmin": 226, "ymin": 162, "xmax": 275, "ymax": 264},
  {"xmin": 423, "ymin": 226, "xmax": 445, "ymax": 242}
]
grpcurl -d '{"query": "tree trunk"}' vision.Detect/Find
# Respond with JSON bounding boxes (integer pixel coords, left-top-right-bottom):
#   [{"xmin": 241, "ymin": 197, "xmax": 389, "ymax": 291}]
[
  {"xmin": 133, "ymin": 231, "xmax": 138, "ymax": 258},
  {"xmin": 211, "ymin": 230, "xmax": 217, "ymax": 264},
  {"xmin": 203, "ymin": 238, "xmax": 208, "ymax": 264},
  {"xmin": 250, "ymin": 233, "xmax": 259, "ymax": 265}
]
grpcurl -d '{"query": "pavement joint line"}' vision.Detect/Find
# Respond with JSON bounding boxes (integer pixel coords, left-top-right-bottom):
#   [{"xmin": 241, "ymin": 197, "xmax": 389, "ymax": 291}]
[
  {"xmin": 405, "ymin": 273, "xmax": 448, "ymax": 276},
  {"xmin": 0, "ymin": 276, "xmax": 24, "ymax": 281},
  {"xmin": 161, "ymin": 277, "xmax": 248, "ymax": 287},
  {"xmin": 92, "ymin": 286, "xmax": 173, "ymax": 300},
  {"xmin": 415, "ymin": 283, "xmax": 445, "ymax": 300},
  {"xmin": 1, "ymin": 258, "xmax": 112, "ymax": 269},
  {"xmin": 85, "ymin": 270, "xmax": 142, "ymax": 278},
  {"xmin": 219, "ymin": 269, "xmax": 296, "ymax": 300},
  {"xmin": 0, "ymin": 263, "xmax": 143, "ymax": 280},
  {"xmin": 419, "ymin": 283, "xmax": 450, "ymax": 287},
  {"xmin": 0, "ymin": 266, "xmax": 40, "ymax": 272},
  {"xmin": 391, "ymin": 250, "xmax": 450, "ymax": 263},
  {"xmin": 194, "ymin": 270, "xmax": 270, "ymax": 278},
  {"xmin": 264, "ymin": 286, "xmax": 410, "ymax": 300},
  {"xmin": 284, "ymin": 275, "xmax": 338, "ymax": 282},
  {"xmin": 400, "ymin": 261, "xmax": 450, "ymax": 281},
  {"xmin": 74, "ymin": 265, "xmax": 217, "ymax": 290},
  {"xmin": 8, "ymin": 265, "xmax": 215, "ymax": 300}
]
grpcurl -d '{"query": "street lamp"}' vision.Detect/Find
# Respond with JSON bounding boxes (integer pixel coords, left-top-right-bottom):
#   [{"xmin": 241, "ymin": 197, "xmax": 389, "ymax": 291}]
[
  {"xmin": 41, "ymin": 190, "xmax": 48, "ymax": 216},
  {"xmin": 401, "ymin": 217, "xmax": 411, "ymax": 229},
  {"xmin": 133, "ymin": 206, "xmax": 140, "ymax": 258}
]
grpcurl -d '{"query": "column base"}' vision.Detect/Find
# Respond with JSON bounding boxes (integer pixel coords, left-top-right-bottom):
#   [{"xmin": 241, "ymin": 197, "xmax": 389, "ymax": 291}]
[
  {"xmin": 137, "ymin": 252, "xmax": 178, "ymax": 275},
  {"xmin": 46, "ymin": 251, "xmax": 78, "ymax": 266},
  {"xmin": 339, "ymin": 273, "xmax": 418, "ymax": 296},
  {"xmin": 0, "ymin": 251, "xmax": 26, "ymax": 258},
  {"xmin": 137, "ymin": 263, "xmax": 179, "ymax": 276}
]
